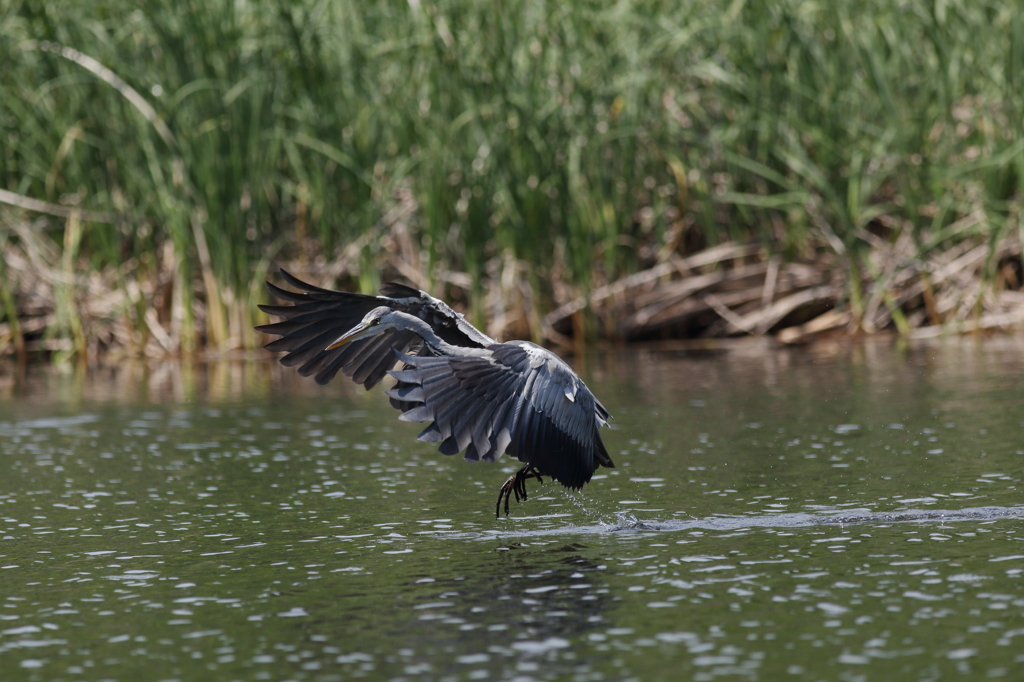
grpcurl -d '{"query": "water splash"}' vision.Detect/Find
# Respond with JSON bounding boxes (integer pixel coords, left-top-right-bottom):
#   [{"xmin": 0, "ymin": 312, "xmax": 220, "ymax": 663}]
[{"xmin": 438, "ymin": 504, "xmax": 1024, "ymax": 541}]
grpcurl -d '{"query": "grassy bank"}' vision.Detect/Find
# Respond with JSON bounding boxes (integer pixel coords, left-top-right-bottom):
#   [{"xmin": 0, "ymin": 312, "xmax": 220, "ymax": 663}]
[{"xmin": 1, "ymin": 0, "xmax": 1022, "ymax": 359}]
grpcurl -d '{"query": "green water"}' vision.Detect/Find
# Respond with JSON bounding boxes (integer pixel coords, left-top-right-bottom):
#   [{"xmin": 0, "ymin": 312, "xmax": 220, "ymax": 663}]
[{"xmin": 0, "ymin": 338, "xmax": 1023, "ymax": 681}]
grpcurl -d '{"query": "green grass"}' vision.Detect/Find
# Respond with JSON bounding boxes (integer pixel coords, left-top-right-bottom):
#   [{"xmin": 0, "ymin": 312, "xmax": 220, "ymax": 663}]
[{"xmin": 1, "ymin": 0, "xmax": 1021, "ymax": 352}]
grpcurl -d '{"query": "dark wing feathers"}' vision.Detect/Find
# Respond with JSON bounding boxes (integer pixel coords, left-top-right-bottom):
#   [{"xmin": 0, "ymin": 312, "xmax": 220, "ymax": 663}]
[
  {"xmin": 257, "ymin": 270, "xmax": 494, "ymax": 391},
  {"xmin": 279, "ymin": 268, "xmax": 346, "ymax": 297},
  {"xmin": 388, "ymin": 344, "xmax": 613, "ymax": 490},
  {"xmin": 416, "ymin": 422, "xmax": 443, "ymax": 443},
  {"xmin": 263, "ymin": 281, "xmax": 314, "ymax": 305},
  {"xmin": 389, "ymin": 354, "xmax": 523, "ymax": 460},
  {"xmin": 378, "ymin": 281, "xmax": 422, "ymax": 298},
  {"xmin": 278, "ymin": 328, "xmax": 344, "ymax": 368},
  {"xmin": 345, "ymin": 329, "xmax": 403, "ymax": 384},
  {"xmin": 256, "ymin": 271, "xmax": 401, "ymax": 387}
]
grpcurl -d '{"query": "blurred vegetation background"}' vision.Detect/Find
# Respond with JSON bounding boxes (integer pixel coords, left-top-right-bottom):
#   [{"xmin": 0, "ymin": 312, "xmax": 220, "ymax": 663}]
[{"xmin": 1, "ymin": 0, "xmax": 1022, "ymax": 360}]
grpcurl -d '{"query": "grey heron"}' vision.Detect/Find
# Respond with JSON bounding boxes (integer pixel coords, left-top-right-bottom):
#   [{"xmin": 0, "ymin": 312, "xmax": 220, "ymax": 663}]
[{"xmin": 256, "ymin": 272, "xmax": 615, "ymax": 516}]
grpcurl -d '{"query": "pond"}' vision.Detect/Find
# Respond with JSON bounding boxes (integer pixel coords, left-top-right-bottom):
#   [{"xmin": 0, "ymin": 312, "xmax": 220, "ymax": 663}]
[{"xmin": 1, "ymin": 336, "xmax": 1023, "ymax": 681}]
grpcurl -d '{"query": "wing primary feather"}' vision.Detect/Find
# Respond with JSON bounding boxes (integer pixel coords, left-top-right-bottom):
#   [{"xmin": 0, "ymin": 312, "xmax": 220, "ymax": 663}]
[
  {"xmin": 398, "ymin": 405, "xmax": 434, "ymax": 423},
  {"xmin": 462, "ymin": 444, "xmax": 481, "ymax": 462},
  {"xmin": 438, "ymin": 436, "xmax": 462, "ymax": 456},
  {"xmin": 385, "ymin": 385, "xmax": 425, "ymax": 402},
  {"xmin": 311, "ymin": 352, "xmax": 350, "ymax": 386},
  {"xmin": 416, "ymin": 422, "xmax": 443, "ymax": 442}
]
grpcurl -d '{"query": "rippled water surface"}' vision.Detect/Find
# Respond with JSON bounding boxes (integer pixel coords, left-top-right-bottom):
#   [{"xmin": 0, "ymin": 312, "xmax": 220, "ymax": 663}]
[{"xmin": 1, "ymin": 337, "xmax": 1023, "ymax": 681}]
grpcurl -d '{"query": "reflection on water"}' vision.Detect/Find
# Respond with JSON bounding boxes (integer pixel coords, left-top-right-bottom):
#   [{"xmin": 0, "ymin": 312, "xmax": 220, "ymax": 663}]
[{"xmin": 0, "ymin": 336, "xmax": 1023, "ymax": 680}]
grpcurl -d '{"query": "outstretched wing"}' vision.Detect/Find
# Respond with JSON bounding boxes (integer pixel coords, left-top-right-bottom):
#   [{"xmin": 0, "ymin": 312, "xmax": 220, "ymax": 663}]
[
  {"xmin": 256, "ymin": 270, "xmax": 494, "ymax": 389},
  {"xmin": 380, "ymin": 282, "xmax": 496, "ymax": 348},
  {"xmin": 256, "ymin": 270, "xmax": 417, "ymax": 388},
  {"xmin": 387, "ymin": 343, "xmax": 613, "ymax": 489}
]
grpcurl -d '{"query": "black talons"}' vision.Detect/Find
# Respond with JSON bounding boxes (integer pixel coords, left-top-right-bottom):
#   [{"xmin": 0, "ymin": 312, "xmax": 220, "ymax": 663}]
[{"xmin": 496, "ymin": 464, "xmax": 544, "ymax": 517}]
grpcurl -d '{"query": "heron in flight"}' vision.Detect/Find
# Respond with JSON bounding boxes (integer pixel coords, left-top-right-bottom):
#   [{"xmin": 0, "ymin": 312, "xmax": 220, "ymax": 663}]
[{"xmin": 255, "ymin": 270, "xmax": 614, "ymax": 516}]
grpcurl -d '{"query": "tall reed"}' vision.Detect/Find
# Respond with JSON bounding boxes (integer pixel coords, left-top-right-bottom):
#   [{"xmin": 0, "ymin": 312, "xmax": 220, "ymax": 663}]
[{"xmin": 0, "ymin": 0, "xmax": 1020, "ymax": 352}]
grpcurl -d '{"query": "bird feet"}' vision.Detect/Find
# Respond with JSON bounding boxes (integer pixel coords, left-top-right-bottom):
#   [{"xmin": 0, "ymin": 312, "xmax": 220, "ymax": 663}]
[{"xmin": 496, "ymin": 465, "xmax": 544, "ymax": 517}]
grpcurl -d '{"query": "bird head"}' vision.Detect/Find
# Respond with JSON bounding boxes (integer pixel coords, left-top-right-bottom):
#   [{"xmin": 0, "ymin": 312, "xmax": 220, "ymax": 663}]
[{"xmin": 325, "ymin": 306, "xmax": 394, "ymax": 350}]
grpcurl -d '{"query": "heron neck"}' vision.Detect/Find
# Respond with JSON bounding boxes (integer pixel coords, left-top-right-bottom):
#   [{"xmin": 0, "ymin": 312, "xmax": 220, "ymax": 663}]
[{"xmin": 392, "ymin": 311, "xmax": 458, "ymax": 354}]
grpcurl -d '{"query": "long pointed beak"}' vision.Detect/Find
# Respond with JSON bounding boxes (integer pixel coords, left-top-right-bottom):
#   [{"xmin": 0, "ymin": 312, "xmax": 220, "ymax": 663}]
[{"xmin": 325, "ymin": 323, "xmax": 368, "ymax": 351}]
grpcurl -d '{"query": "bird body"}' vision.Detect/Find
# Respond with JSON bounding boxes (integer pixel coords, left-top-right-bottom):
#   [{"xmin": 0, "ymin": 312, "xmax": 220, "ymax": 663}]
[{"xmin": 256, "ymin": 272, "xmax": 614, "ymax": 515}]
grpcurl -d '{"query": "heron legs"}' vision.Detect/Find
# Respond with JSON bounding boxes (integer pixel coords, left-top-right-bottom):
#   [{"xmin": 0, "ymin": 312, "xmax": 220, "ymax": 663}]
[{"xmin": 496, "ymin": 464, "xmax": 544, "ymax": 517}]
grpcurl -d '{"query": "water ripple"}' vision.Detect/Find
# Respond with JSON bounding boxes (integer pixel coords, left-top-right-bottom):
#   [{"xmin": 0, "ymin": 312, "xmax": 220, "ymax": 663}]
[{"xmin": 443, "ymin": 504, "xmax": 1024, "ymax": 540}]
